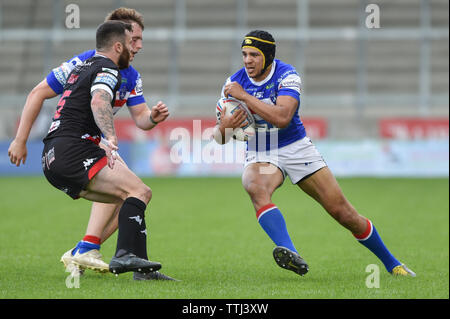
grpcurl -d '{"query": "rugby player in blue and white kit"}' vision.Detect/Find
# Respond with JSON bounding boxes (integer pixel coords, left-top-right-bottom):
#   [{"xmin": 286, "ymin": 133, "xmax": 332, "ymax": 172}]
[
  {"xmin": 8, "ymin": 8, "xmax": 174, "ymax": 281},
  {"xmin": 214, "ymin": 30, "xmax": 415, "ymax": 277}
]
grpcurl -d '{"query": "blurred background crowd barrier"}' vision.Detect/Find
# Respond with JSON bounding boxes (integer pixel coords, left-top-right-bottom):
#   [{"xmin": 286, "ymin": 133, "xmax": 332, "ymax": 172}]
[{"xmin": 0, "ymin": 0, "xmax": 448, "ymax": 177}]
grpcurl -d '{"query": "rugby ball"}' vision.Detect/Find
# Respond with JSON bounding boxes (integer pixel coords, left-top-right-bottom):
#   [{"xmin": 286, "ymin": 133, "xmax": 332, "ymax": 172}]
[{"xmin": 216, "ymin": 97, "xmax": 256, "ymax": 141}]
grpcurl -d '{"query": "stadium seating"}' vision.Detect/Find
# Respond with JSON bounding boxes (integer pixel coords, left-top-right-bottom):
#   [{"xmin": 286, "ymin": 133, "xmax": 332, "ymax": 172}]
[{"xmin": 0, "ymin": 0, "xmax": 448, "ymax": 139}]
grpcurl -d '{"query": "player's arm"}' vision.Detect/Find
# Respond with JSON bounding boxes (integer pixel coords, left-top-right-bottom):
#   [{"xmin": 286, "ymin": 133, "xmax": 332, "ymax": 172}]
[
  {"xmin": 213, "ymin": 106, "xmax": 247, "ymax": 144},
  {"xmin": 126, "ymin": 72, "xmax": 169, "ymax": 130},
  {"xmin": 91, "ymin": 89, "xmax": 118, "ymax": 168},
  {"xmin": 127, "ymin": 101, "xmax": 170, "ymax": 130},
  {"xmin": 213, "ymin": 79, "xmax": 248, "ymax": 144},
  {"xmin": 8, "ymin": 79, "xmax": 57, "ymax": 166},
  {"xmin": 223, "ymin": 82, "xmax": 298, "ymax": 129},
  {"xmin": 9, "ymin": 52, "xmax": 89, "ymax": 166},
  {"xmin": 91, "ymin": 89, "xmax": 117, "ymax": 144}
]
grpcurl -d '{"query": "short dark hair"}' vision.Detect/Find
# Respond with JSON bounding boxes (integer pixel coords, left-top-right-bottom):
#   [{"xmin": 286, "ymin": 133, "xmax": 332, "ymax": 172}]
[
  {"xmin": 96, "ymin": 20, "xmax": 132, "ymax": 51},
  {"xmin": 105, "ymin": 7, "xmax": 144, "ymax": 30}
]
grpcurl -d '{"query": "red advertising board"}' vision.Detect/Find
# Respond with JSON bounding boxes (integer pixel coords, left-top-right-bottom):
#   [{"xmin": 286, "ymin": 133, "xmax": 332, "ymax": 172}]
[
  {"xmin": 302, "ymin": 118, "xmax": 327, "ymax": 139},
  {"xmin": 379, "ymin": 118, "xmax": 449, "ymax": 139},
  {"xmin": 115, "ymin": 117, "xmax": 328, "ymax": 141}
]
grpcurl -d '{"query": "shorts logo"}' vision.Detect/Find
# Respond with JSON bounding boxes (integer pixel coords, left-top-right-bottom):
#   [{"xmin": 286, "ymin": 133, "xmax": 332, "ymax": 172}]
[
  {"xmin": 83, "ymin": 157, "xmax": 97, "ymax": 170},
  {"xmin": 246, "ymin": 155, "xmax": 256, "ymax": 163},
  {"xmin": 43, "ymin": 147, "xmax": 56, "ymax": 169}
]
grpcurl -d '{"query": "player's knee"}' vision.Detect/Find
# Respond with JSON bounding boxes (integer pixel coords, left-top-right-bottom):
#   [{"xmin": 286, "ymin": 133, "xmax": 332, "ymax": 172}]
[
  {"xmin": 137, "ymin": 184, "xmax": 152, "ymax": 204},
  {"xmin": 243, "ymin": 181, "xmax": 261, "ymax": 197},
  {"xmin": 123, "ymin": 182, "xmax": 152, "ymax": 204},
  {"xmin": 243, "ymin": 181, "xmax": 270, "ymax": 204},
  {"xmin": 328, "ymin": 200, "xmax": 358, "ymax": 228}
]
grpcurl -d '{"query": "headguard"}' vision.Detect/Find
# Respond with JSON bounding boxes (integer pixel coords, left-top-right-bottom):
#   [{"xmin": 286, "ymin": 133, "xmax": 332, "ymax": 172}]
[{"xmin": 241, "ymin": 30, "xmax": 276, "ymax": 75}]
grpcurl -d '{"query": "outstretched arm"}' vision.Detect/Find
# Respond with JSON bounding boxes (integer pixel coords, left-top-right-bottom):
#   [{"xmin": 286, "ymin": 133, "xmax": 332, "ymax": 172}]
[
  {"xmin": 8, "ymin": 79, "xmax": 57, "ymax": 166},
  {"xmin": 128, "ymin": 101, "xmax": 170, "ymax": 130}
]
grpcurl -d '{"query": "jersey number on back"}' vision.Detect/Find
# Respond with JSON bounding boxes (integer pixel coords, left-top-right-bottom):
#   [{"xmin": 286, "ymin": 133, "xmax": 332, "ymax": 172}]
[{"xmin": 53, "ymin": 90, "xmax": 72, "ymax": 120}]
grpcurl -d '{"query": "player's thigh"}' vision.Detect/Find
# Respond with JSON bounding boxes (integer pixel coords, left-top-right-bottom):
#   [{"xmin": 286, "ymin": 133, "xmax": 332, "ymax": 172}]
[
  {"xmin": 297, "ymin": 166, "xmax": 346, "ymax": 209},
  {"xmin": 80, "ymin": 191, "xmax": 122, "ymax": 204},
  {"xmin": 85, "ymin": 160, "xmax": 147, "ymax": 201},
  {"xmin": 242, "ymin": 162, "xmax": 284, "ymax": 197}
]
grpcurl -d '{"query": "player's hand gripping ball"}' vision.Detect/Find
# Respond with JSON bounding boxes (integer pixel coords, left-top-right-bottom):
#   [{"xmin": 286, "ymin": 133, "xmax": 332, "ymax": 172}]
[{"xmin": 216, "ymin": 97, "xmax": 256, "ymax": 141}]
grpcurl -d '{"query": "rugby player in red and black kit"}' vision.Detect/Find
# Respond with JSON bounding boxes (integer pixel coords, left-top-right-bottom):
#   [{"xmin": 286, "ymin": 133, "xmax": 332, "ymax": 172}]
[{"xmin": 42, "ymin": 20, "xmax": 161, "ymax": 275}]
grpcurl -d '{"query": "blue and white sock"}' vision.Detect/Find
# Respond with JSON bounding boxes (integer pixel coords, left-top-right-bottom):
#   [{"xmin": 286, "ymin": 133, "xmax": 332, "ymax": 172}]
[
  {"xmin": 353, "ymin": 219, "xmax": 401, "ymax": 272},
  {"xmin": 71, "ymin": 235, "xmax": 101, "ymax": 256},
  {"xmin": 256, "ymin": 203, "xmax": 298, "ymax": 253}
]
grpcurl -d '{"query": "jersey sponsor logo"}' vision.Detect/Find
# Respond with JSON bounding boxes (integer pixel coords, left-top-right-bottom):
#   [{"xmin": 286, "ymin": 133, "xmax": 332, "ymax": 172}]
[
  {"xmin": 51, "ymin": 56, "xmax": 83, "ymax": 87},
  {"xmin": 265, "ymin": 83, "xmax": 274, "ymax": 90},
  {"xmin": 67, "ymin": 74, "xmax": 79, "ymax": 84},
  {"xmin": 53, "ymin": 65, "xmax": 70, "ymax": 85},
  {"xmin": 53, "ymin": 57, "xmax": 81, "ymax": 85},
  {"xmin": 102, "ymin": 67, "xmax": 118, "ymax": 77},
  {"xmin": 255, "ymin": 91, "xmax": 264, "ymax": 99},
  {"xmin": 279, "ymin": 74, "xmax": 301, "ymax": 94},
  {"xmin": 93, "ymin": 72, "xmax": 118, "ymax": 88},
  {"xmin": 134, "ymin": 77, "xmax": 143, "ymax": 95},
  {"xmin": 81, "ymin": 61, "xmax": 93, "ymax": 67},
  {"xmin": 278, "ymin": 69, "xmax": 298, "ymax": 81},
  {"xmin": 117, "ymin": 85, "xmax": 129, "ymax": 101}
]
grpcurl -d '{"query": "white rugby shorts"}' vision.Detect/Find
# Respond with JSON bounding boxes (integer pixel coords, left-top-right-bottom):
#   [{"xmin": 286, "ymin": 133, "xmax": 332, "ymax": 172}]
[{"xmin": 244, "ymin": 137, "xmax": 327, "ymax": 184}]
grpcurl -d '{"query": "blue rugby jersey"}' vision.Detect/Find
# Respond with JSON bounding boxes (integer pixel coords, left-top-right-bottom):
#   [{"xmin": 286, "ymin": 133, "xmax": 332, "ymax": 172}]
[
  {"xmin": 46, "ymin": 49, "xmax": 145, "ymax": 115},
  {"xmin": 221, "ymin": 59, "xmax": 306, "ymax": 151}
]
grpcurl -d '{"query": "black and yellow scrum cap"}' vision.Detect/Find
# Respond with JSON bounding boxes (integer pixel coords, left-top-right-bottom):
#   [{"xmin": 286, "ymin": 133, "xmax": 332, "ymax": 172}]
[{"xmin": 241, "ymin": 30, "xmax": 276, "ymax": 73}]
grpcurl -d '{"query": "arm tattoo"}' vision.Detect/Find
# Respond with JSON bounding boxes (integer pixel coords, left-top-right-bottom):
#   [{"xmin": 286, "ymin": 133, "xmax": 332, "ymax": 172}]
[{"xmin": 91, "ymin": 89, "xmax": 116, "ymax": 139}]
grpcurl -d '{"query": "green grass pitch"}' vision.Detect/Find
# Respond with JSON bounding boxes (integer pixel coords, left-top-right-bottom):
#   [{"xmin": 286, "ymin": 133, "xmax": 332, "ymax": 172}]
[{"xmin": 0, "ymin": 176, "xmax": 448, "ymax": 299}]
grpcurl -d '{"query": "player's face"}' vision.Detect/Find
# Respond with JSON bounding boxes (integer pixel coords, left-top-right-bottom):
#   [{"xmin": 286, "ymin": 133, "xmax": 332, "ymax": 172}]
[
  {"xmin": 242, "ymin": 47, "xmax": 264, "ymax": 80},
  {"xmin": 118, "ymin": 30, "xmax": 133, "ymax": 69},
  {"xmin": 129, "ymin": 22, "xmax": 143, "ymax": 62}
]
